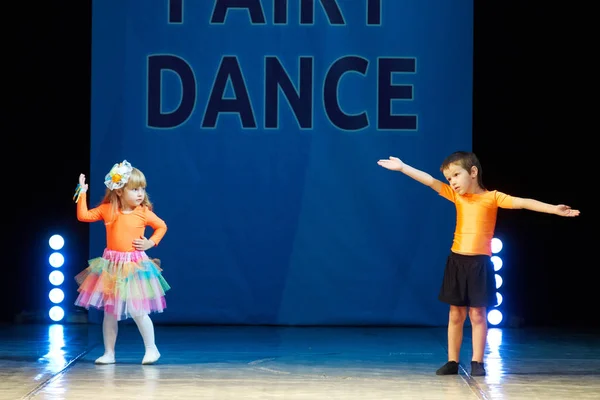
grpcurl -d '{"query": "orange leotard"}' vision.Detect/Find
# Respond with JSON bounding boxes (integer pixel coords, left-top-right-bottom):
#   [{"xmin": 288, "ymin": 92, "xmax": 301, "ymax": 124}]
[
  {"xmin": 438, "ymin": 183, "xmax": 514, "ymax": 256},
  {"xmin": 76, "ymin": 192, "xmax": 167, "ymax": 252}
]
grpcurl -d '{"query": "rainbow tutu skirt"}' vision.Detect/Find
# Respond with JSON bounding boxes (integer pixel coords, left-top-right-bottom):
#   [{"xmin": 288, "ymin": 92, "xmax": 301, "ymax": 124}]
[{"xmin": 74, "ymin": 249, "xmax": 171, "ymax": 321}]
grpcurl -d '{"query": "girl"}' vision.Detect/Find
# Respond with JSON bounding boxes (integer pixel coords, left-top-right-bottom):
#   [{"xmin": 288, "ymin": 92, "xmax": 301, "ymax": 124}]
[
  {"xmin": 73, "ymin": 160, "xmax": 170, "ymax": 365},
  {"xmin": 377, "ymin": 151, "xmax": 580, "ymax": 376}
]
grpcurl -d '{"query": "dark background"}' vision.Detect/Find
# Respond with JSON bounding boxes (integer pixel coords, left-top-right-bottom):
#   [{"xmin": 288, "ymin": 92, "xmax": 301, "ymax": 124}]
[{"xmin": 5, "ymin": 1, "xmax": 593, "ymax": 327}]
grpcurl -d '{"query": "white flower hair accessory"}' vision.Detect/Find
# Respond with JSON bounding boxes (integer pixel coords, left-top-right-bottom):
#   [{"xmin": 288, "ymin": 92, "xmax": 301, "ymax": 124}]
[{"xmin": 104, "ymin": 160, "xmax": 133, "ymax": 190}]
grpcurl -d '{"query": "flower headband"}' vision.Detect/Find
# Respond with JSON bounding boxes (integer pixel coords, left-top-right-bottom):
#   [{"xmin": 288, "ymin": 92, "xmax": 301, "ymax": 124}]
[{"xmin": 104, "ymin": 160, "xmax": 133, "ymax": 190}]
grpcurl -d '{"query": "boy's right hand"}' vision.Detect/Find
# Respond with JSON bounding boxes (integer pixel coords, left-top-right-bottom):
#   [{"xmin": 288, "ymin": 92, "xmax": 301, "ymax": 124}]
[
  {"xmin": 377, "ymin": 156, "xmax": 405, "ymax": 172},
  {"xmin": 78, "ymin": 173, "xmax": 89, "ymax": 192}
]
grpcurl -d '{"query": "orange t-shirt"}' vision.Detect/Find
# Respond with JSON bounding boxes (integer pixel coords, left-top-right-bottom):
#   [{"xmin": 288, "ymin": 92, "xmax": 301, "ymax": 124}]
[
  {"xmin": 76, "ymin": 192, "xmax": 167, "ymax": 252},
  {"xmin": 438, "ymin": 183, "xmax": 514, "ymax": 256}
]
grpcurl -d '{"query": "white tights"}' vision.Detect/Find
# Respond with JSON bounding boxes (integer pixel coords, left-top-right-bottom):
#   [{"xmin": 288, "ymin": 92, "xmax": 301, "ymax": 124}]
[{"xmin": 94, "ymin": 312, "xmax": 161, "ymax": 365}]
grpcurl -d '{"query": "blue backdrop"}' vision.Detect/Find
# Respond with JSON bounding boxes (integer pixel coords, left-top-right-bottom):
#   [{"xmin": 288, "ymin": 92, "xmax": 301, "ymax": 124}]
[{"xmin": 89, "ymin": 0, "xmax": 473, "ymax": 326}]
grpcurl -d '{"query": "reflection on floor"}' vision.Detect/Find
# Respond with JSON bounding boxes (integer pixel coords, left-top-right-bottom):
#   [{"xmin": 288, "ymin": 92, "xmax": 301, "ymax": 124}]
[{"xmin": 1, "ymin": 323, "xmax": 599, "ymax": 399}]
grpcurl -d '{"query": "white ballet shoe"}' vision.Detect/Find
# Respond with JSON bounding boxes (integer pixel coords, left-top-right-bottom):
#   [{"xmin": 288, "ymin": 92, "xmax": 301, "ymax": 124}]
[
  {"xmin": 142, "ymin": 347, "xmax": 160, "ymax": 365},
  {"xmin": 95, "ymin": 353, "xmax": 116, "ymax": 365}
]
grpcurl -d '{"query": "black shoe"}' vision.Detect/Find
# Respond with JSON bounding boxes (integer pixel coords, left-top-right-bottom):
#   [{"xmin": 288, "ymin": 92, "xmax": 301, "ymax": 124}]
[
  {"xmin": 470, "ymin": 361, "xmax": 486, "ymax": 376},
  {"xmin": 436, "ymin": 361, "xmax": 459, "ymax": 375}
]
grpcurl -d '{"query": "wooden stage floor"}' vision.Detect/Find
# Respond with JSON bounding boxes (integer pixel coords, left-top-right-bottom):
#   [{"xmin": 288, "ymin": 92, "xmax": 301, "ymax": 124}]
[{"xmin": 1, "ymin": 323, "xmax": 599, "ymax": 399}]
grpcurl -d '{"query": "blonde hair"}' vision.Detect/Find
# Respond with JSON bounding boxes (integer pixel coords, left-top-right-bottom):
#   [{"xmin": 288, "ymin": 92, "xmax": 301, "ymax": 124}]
[{"xmin": 99, "ymin": 167, "xmax": 153, "ymax": 224}]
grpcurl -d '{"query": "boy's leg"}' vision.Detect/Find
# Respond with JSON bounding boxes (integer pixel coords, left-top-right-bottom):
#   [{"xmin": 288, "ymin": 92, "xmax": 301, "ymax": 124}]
[
  {"xmin": 469, "ymin": 306, "xmax": 487, "ymax": 363},
  {"xmin": 468, "ymin": 306, "xmax": 488, "ymax": 376},
  {"xmin": 466, "ymin": 255, "xmax": 496, "ymax": 376},
  {"xmin": 437, "ymin": 253, "xmax": 468, "ymax": 375},
  {"xmin": 436, "ymin": 305, "xmax": 467, "ymax": 375},
  {"xmin": 448, "ymin": 305, "xmax": 467, "ymax": 362}
]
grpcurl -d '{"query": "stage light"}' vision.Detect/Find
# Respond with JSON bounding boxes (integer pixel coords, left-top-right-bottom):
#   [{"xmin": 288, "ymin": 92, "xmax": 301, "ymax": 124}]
[
  {"xmin": 487, "ymin": 309, "xmax": 503, "ymax": 325},
  {"xmin": 49, "ymin": 252, "xmax": 64, "ymax": 268},
  {"xmin": 49, "ymin": 270, "xmax": 65, "ymax": 286},
  {"xmin": 48, "ymin": 235, "xmax": 66, "ymax": 323},
  {"xmin": 49, "ymin": 306, "xmax": 65, "ymax": 322},
  {"xmin": 491, "ymin": 255, "xmax": 503, "ymax": 271},
  {"xmin": 490, "ymin": 237, "xmax": 504, "ymax": 326},
  {"xmin": 49, "ymin": 288, "xmax": 65, "ymax": 304},
  {"xmin": 496, "ymin": 292, "xmax": 503, "ymax": 307},
  {"xmin": 48, "ymin": 235, "xmax": 65, "ymax": 251},
  {"xmin": 491, "ymin": 238, "xmax": 503, "ymax": 254},
  {"xmin": 495, "ymin": 274, "xmax": 503, "ymax": 289}
]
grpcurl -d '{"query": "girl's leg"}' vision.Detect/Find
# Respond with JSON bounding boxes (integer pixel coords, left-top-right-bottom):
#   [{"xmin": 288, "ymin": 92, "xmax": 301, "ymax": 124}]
[
  {"xmin": 133, "ymin": 314, "xmax": 160, "ymax": 364},
  {"xmin": 95, "ymin": 311, "xmax": 118, "ymax": 364}
]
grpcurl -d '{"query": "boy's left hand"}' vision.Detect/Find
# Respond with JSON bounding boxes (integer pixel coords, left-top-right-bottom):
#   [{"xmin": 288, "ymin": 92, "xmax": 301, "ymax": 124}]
[{"xmin": 556, "ymin": 205, "xmax": 580, "ymax": 217}]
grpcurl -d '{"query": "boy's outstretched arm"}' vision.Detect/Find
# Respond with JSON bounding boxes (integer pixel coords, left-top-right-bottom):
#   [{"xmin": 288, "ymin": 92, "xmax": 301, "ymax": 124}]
[
  {"xmin": 378, "ymin": 156, "xmax": 444, "ymax": 193},
  {"xmin": 511, "ymin": 197, "xmax": 580, "ymax": 217}
]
